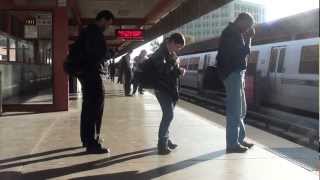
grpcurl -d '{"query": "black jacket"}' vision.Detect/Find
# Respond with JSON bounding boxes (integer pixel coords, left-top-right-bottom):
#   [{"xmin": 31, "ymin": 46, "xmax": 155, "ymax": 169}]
[
  {"xmin": 216, "ymin": 23, "xmax": 251, "ymax": 80},
  {"xmin": 150, "ymin": 41, "xmax": 181, "ymax": 101},
  {"xmin": 79, "ymin": 24, "xmax": 107, "ymax": 74}
]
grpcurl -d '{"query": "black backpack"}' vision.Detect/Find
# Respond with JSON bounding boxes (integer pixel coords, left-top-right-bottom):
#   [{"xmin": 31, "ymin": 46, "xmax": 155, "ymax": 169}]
[
  {"xmin": 63, "ymin": 35, "xmax": 86, "ymax": 77},
  {"xmin": 140, "ymin": 58, "xmax": 159, "ymax": 89}
]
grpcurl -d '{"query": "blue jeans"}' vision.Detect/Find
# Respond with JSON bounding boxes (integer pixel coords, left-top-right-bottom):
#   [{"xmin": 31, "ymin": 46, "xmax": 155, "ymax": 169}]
[
  {"xmin": 223, "ymin": 70, "xmax": 247, "ymax": 148},
  {"xmin": 155, "ymin": 90, "xmax": 176, "ymax": 142}
]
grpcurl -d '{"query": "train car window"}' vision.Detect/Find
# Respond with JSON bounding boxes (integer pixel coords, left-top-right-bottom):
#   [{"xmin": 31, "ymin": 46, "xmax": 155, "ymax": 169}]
[
  {"xmin": 190, "ymin": 57, "xmax": 200, "ymax": 70},
  {"xmin": 0, "ymin": 34, "xmax": 8, "ymax": 61},
  {"xmin": 9, "ymin": 38, "xmax": 16, "ymax": 62},
  {"xmin": 269, "ymin": 48, "xmax": 278, "ymax": 72},
  {"xmin": 277, "ymin": 48, "xmax": 286, "ymax": 73},
  {"xmin": 299, "ymin": 45, "xmax": 319, "ymax": 74}
]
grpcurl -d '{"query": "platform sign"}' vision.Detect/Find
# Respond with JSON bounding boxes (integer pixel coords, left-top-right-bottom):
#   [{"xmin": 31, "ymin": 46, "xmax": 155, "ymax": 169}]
[
  {"xmin": 116, "ymin": 29, "xmax": 144, "ymax": 41},
  {"xmin": 57, "ymin": 0, "xmax": 67, "ymax": 7},
  {"xmin": 24, "ymin": 18, "xmax": 38, "ymax": 39}
]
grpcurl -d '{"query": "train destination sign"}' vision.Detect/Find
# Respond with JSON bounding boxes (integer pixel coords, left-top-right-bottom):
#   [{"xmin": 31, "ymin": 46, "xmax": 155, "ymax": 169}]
[{"xmin": 116, "ymin": 29, "xmax": 144, "ymax": 41}]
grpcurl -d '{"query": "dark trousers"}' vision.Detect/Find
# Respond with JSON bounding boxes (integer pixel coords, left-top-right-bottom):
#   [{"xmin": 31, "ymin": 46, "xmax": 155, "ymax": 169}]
[
  {"xmin": 79, "ymin": 73, "xmax": 105, "ymax": 146},
  {"xmin": 123, "ymin": 71, "xmax": 132, "ymax": 95},
  {"xmin": 110, "ymin": 72, "xmax": 115, "ymax": 82},
  {"xmin": 132, "ymin": 72, "xmax": 143, "ymax": 94},
  {"xmin": 155, "ymin": 90, "xmax": 176, "ymax": 143}
]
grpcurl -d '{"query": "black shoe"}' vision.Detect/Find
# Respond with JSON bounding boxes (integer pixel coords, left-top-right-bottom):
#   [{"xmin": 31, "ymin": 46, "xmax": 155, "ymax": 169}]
[
  {"xmin": 168, "ymin": 140, "xmax": 178, "ymax": 150},
  {"xmin": 158, "ymin": 147, "xmax": 171, "ymax": 155},
  {"xmin": 86, "ymin": 141, "xmax": 110, "ymax": 154},
  {"xmin": 241, "ymin": 141, "xmax": 254, "ymax": 149},
  {"xmin": 86, "ymin": 145, "xmax": 110, "ymax": 154},
  {"xmin": 82, "ymin": 142, "xmax": 88, "ymax": 148},
  {"xmin": 158, "ymin": 140, "xmax": 171, "ymax": 155},
  {"xmin": 226, "ymin": 145, "xmax": 248, "ymax": 153}
]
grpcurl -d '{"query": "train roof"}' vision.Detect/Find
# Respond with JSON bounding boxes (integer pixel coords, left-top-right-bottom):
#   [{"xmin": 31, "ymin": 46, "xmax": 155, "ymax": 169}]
[{"xmin": 179, "ymin": 9, "xmax": 319, "ymax": 56}]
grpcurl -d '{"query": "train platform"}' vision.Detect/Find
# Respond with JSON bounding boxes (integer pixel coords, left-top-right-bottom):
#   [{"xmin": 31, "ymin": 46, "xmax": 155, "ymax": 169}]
[{"xmin": 0, "ymin": 81, "xmax": 318, "ymax": 180}]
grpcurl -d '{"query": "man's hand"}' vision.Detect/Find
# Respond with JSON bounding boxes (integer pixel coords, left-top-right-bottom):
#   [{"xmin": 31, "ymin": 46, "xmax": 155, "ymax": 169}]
[
  {"xmin": 179, "ymin": 67, "xmax": 186, "ymax": 76},
  {"xmin": 246, "ymin": 27, "xmax": 255, "ymax": 38}
]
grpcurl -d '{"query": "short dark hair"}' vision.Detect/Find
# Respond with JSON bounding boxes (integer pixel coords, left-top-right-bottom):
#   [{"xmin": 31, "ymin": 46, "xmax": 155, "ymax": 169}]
[
  {"xmin": 168, "ymin": 33, "xmax": 185, "ymax": 46},
  {"xmin": 236, "ymin": 12, "xmax": 254, "ymax": 24},
  {"xmin": 96, "ymin": 10, "xmax": 115, "ymax": 21}
]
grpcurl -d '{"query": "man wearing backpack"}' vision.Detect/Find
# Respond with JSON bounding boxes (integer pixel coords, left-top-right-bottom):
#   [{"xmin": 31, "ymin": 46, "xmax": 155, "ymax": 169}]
[{"xmin": 77, "ymin": 10, "xmax": 114, "ymax": 154}]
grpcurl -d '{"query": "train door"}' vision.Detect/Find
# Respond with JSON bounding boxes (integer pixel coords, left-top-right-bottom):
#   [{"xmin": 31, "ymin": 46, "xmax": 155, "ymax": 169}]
[
  {"xmin": 268, "ymin": 46, "xmax": 286, "ymax": 95},
  {"xmin": 180, "ymin": 57, "xmax": 189, "ymax": 87},
  {"xmin": 198, "ymin": 54, "xmax": 211, "ymax": 91},
  {"xmin": 189, "ymin": 57, "xmax": 200, "ymax": 88},
  {"xmin": 246, "ymin": 51, "xmax": 259, "ymax": 105}
]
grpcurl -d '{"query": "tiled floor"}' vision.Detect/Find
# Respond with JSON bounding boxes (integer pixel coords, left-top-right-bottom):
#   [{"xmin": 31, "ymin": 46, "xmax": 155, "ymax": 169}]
[{"xmin": 0, "ymin": 81, "xmax": 318, "ymax": 180}]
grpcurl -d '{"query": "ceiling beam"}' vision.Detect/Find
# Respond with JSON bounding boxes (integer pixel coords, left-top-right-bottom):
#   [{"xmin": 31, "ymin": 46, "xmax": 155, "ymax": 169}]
[
  {"xmin": 143, "ymin": 0, "xmax": 178, "ymax": 24},
  {"xmin": 119, "ymin": 0, "xmax": 233, "ymax": 54},
  {"xmin": 69, "ymin": 18, "xmax": 153, "ymax": 26},
  {"xmin": 69, "ymin": 35, "xmax": 117, "ymax": 41}
]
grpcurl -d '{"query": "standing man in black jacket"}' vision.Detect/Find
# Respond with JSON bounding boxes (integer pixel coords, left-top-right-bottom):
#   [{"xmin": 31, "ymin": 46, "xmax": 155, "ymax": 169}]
[
  {"xmin": 216, "ymin": 12, "xmax": 255, "ymax": 153},
  {"xmin": 78, "ymin": 10, "xmax": 114, "ymax": 154}
]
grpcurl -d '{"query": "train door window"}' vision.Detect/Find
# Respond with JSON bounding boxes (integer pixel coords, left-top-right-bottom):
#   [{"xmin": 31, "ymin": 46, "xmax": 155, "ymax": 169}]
[
  {"xmin": 191, "ymin": 57, "xmax": 200, "ymax": 70},
  {"xmin": 186, "ymin": 58, "xmax": 190, "ymax": 70},
  {"xmin": 277, "ymin": 48, "xmax": 286, "ymax": 73},
  {"xmin": 247, "ymin": 51, "xmax": 259, "ymax": 75},
  {"xmin": 0, "ymin": 34, "xmax": 8, "ymax": 61},
  {"xmin": 9, "ymin": 38, "xmax": 16, "ymax": 62},
  {"xmin": 195, "ymin": 57, "xmax": 200, "ymax": 70},
  {"xmin": 204, "ymin": 54, "xmax": 211, "ymax": 69},
  {"xmin": 269, "ymin": 48, "xmax": 278, "ymax": 72},
  {"xmin": 299, "ymin": 45, "xmax": 319, "ymax": 74}
]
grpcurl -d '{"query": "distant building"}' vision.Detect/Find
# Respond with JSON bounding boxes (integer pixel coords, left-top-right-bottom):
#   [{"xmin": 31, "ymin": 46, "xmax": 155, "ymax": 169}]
[{"xmin": 165, "ymin": 0, "xmax": 265, "ymax": 43}]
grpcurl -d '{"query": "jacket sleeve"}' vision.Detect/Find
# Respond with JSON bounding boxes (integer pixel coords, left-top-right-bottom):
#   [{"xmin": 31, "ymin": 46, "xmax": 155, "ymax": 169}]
[
  {"xmin": 84, "ymin": 29, "xmax": 106, "ymax": 64},
  {"xmin": 218, "ymin": 30, "xmax": 250, "ymax": 67}
]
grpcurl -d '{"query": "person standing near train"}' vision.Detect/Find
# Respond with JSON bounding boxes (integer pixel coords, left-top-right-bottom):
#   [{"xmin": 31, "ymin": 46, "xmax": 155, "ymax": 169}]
[{"xmin": 216, "ymin": 12, "xmax": 255, "ymax": 153}]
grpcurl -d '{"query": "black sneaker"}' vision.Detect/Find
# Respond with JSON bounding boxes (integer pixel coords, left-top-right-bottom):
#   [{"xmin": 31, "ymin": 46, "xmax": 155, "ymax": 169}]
[
  {"xmin": 168, "ymin": 140, "xmax": 178, "ymax": 150},
  {"xmin": 86, "ymin": 142, "xmax": 110, "ymax": 154},
  {"xmin": 82, "ymin": 142, "xmax": 88, "ymax": 148},
  {"xmin": 86, "ymin": 146, "xmax": 110, "ymax": 154},
  {"xmin": 158, "ymin": 147, "xmax": 171, "ymax": 155},
  {"xmin": 157, "ymin": 141, "xmax": 171, "ymax": 155},
  {"xmin": 226, "ymin": 145, "xmax": 248, "ymax": 153},
  {"xmin": 241, "ymin": 141, "xmax": 254, "ymax": 149}
]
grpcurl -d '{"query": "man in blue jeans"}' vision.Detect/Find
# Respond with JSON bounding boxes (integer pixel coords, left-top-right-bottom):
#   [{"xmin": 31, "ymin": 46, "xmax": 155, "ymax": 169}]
[{"xmin": 216, "ymin": 12, "xmax": 255, "ymax": 153}]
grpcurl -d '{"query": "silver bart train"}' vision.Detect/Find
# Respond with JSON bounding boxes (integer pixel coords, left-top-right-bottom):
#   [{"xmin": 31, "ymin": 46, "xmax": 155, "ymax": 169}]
[{"xmin": 179, "ymin": 37, "xmax": 319, "ymax": 118}]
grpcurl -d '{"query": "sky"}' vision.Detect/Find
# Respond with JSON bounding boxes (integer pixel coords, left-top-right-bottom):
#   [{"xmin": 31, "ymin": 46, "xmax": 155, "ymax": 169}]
[
  {"xmin": 242, "ymin": 0, "xmax": 319, "ymax": 22},
  {"xmin": 123, "ymin": 0, "xmax": 319, "ymax": 60}
]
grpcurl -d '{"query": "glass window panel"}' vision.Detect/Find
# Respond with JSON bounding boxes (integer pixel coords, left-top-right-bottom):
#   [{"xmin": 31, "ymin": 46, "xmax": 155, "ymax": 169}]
[
  {"xmin": 299, "ymin": 45, "xmax": 319, "ymax": 74},
  {"xmin": 0, "ymin": 34, "xmax": 8, "ymax": 61},
  {"xmin": 9, "ymin": 38, "xmax": 16, "ymax": 62}
]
